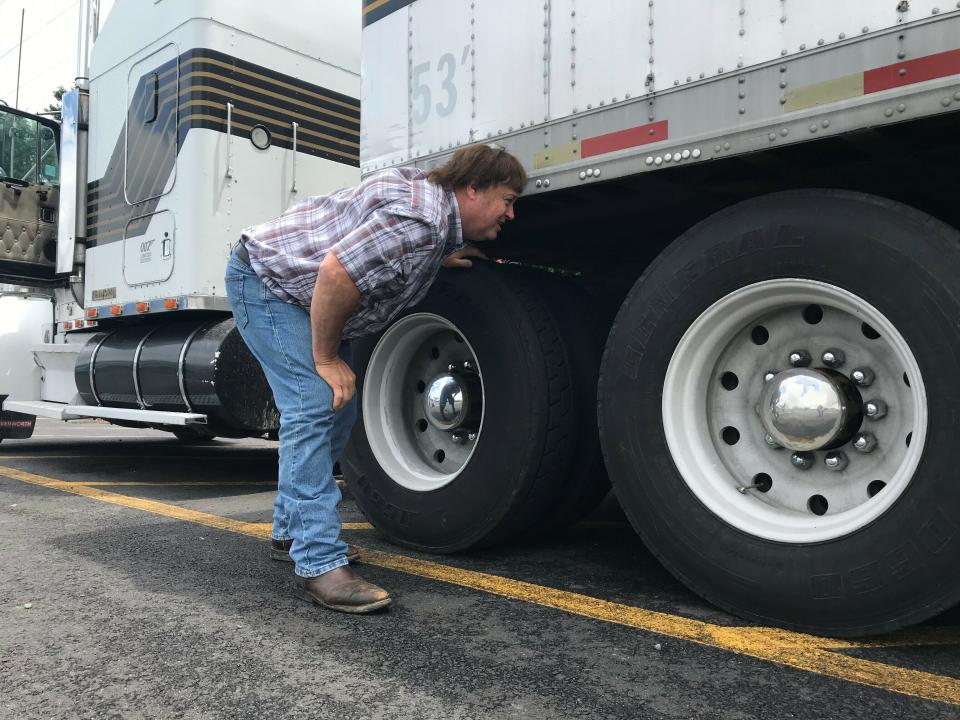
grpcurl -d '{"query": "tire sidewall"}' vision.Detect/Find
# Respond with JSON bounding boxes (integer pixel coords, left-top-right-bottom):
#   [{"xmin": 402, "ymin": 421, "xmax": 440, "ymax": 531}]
[{"xmin": 600, "ymin": 190, "xmax": 960, "ymax": 633}]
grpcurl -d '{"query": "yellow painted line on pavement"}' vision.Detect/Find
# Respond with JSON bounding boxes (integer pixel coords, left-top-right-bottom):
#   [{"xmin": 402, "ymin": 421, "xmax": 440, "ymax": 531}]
[
  {"xmin": 21, "ymin": 435, "xmax": 170, "ymax": 440},
  {"xmin": 247, "ymin": 521, "xmax": 372, "ymax": 532},
  {"xmin": 0, "ymin": 455, "xmax": 277, "ymax": 460},
  {"xmin": 58, "ymin": 478, "xmax": 346, "ymax": 488},
  {"xmin": 1, "ymin": 463, "xmax": 957, "ymax": 705},
  {"xmin": 1, "ymin": 465, "xmax": 275, "ymax": 538},
  {"xmin": 60, "ymin": 481, "xmax": 276, "ymax": 487}
]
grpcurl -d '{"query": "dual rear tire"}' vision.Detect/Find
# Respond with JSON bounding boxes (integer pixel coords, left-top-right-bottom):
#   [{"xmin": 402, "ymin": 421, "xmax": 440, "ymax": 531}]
[
  {"xmin": 345, "ymin": 190, "xmax": 960, "ymax": 635},
  {"xmin": 342, "ymin": 264, "xmax": 606, "ymax": 552}
]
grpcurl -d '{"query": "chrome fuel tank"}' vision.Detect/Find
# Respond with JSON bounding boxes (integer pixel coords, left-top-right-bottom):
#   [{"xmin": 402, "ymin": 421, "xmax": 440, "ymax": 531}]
[{"xmin": 75, "ymin": 317, "xmax": 278, "ymax": 436}]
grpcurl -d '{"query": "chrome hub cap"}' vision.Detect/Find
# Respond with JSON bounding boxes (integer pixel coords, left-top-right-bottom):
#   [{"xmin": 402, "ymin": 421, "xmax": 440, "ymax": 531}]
[
  {"xmin": 424, "ymin": 374, "xmax": 465, "ymax": 430},
  {"xmin": 362, "ymin": 313, "xmax": 485, "ymax": 492},
  {"xmin": 662, "ymin": 279, "xmax": 927, "ymax": 543},
  {"xmin": 423, "ymin": 367, "xmax": 481, "ymax": 432},
  {"xmin": 758, "ymin": 368, "xmax": 862, "ymax": 451}
]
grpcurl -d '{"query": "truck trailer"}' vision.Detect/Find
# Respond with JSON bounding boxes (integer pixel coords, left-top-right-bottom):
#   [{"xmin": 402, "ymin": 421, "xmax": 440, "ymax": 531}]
[
  {"xmin": 3, "ymin": 0, "xmax": 960, "ymax": 636},
  {"xmin": 347, "ymin": 0, "xmax": 960, "ymax": 637}
]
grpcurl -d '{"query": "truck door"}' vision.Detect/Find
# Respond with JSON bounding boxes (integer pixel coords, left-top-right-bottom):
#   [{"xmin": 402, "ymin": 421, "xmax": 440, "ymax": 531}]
[
  {"xmin": 0, "ymin": 106, "xmax": 60, "ymax": 287},
  {"xmin": 122, "ymin": 45, "xmax": 178, "ymax": 287}
]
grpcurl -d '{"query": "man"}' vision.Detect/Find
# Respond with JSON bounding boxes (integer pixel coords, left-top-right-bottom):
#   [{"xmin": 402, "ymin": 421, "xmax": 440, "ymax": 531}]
[{"xmin": 225, "ymin": 144, "xmax": 526, "ymax": 613}]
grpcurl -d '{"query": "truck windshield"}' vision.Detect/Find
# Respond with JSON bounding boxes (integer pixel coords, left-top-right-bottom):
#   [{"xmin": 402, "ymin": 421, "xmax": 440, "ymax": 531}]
[{"xmin": 0, "ymin": 109, "xmax": 59, "ymax": 186}]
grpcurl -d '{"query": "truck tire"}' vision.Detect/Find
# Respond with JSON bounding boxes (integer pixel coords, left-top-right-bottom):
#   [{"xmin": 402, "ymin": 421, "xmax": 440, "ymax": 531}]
[
  {"xmin": 342, "ymin": 263, "xmax": 576, "ymax": 552},
  {"xmin": 518, "ymin": 268, "xmax": 609, "ymax": 532},
  {"xmin": 599, "ymin": 190, "xmax": 960, "ymax": 636}
]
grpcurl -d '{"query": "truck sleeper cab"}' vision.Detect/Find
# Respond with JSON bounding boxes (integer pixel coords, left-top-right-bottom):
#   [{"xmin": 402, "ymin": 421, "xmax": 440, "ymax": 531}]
[{"xmin": 0, "ymin": 0, "xmax": 360, "ymax": 439}]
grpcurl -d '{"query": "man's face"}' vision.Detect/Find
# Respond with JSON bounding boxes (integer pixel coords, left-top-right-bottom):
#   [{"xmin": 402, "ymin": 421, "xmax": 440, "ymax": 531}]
[{"xmin": 458, "ymin": 183, "xmax": 518, "ymax": 241}]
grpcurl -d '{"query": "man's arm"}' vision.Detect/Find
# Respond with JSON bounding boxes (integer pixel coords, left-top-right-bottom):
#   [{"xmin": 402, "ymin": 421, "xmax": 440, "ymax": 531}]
[{"xmin": 311, "ymin": 252, "xmax": 361, "ymax": 411}]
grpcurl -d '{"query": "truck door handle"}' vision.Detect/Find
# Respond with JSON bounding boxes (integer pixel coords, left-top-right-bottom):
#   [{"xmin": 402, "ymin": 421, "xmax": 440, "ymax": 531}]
[
  {"xmin": 225, "ymin": 101, "xmax": 234, "ymax": 179},
  {"xmin": 291, "ymin": 121, "xmax": 299, "ymax": 194}
]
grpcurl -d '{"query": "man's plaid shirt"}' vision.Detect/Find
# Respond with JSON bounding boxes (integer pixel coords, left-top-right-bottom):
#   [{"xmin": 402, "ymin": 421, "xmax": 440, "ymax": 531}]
[{"xmin": 241, "ymin": 168, "xmax": 463, "ymax": 339}]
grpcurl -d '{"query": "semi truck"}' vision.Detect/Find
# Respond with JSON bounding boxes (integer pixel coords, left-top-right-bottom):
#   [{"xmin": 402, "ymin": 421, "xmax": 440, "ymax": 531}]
[
  {"xmin": 2, "ymin": 0, "xmax": 959, "ymax": 636},
  {"xmin": 0, "ymin": 0, "xmax": 360, "ymax": 442}
]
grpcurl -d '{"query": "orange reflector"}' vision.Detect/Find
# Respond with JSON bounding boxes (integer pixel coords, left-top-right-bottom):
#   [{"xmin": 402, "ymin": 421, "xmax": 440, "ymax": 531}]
[
  {"xmin": 110, "ymin": 305, "xmax": 123, "ymax": 316},
  {"xmin": 164, "ymin": 298, "xmax": 179, "ymax": 310},
  {"xmin": 62, "ymin": 322, "xmax": 72, "ymax": 331},
  {"xmin": 85, "ymin": 307, "xmax": 99, "ymax": 318},
  {"xmin": 85, "ymin": 320, "xmax": 96, "ymax": 327},
  {"xmin": 136, "ymin": 302, "xmax": 150, "ymax": 313},
  {"xmin": 73, "ymin": 320, "xmax": 84, "ymax": 329}
]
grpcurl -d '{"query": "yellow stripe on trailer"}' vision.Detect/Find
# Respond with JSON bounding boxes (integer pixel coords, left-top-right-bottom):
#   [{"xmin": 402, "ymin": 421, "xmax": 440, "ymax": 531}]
[{"xmin": 785, "ymin": 73, "xmax": 865, "ymax": 113}]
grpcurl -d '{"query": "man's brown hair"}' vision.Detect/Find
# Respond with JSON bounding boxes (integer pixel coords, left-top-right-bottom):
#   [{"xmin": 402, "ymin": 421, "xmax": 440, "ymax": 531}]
[{"xmin": 426, "ymin": 144, "xmax": 527, "ymax": 194}]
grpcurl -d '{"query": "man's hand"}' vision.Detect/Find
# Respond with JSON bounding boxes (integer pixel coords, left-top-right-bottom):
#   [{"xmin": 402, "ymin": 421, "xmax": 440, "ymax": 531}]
[
  {"xmin": 315, "ymin": 356, "xmax": 356, "ymax": 412},
  {"xmin": 442, "ymin": 245, "xmax": 488, "ymax": 268}
]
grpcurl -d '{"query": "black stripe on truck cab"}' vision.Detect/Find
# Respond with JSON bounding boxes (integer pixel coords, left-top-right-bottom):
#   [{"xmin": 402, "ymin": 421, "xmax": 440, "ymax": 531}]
[
  {"xmin": 362, "ymin": 0, "xmax": 417, "ymax": 27},
  {"xmin": 86, "ymin": 48, "xmax": 360, "ymax": 248}
]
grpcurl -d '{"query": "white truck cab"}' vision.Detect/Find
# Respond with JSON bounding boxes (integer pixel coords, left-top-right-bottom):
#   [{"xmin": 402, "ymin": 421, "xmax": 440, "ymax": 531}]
[{"xmin": 0, "ymin": 0, "xmax": 359, "ymax": 438}]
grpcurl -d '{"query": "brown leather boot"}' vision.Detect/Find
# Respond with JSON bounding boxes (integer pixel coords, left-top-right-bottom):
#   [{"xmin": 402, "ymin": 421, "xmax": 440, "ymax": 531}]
[
  {"xmin": 270, "ymin": 539, "xmax": 360, "ymax": 564},
  {"xmin": 295, "ymin": 566, "xmax": 391, "ymax": 613}
]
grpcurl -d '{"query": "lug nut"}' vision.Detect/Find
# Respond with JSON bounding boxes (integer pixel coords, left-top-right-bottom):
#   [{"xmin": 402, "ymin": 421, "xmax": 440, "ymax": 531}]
[
  {"xmin": 791, "ymin": 451, "xmax": 815, "ymax": 470},
  {"xmin": 788, "ymin": 350, "xmax": 812, "ymax": 367},
  {"xmin": 864, "ymin": 399, "xmax": 888, "ymax": 419},
  {"xmin": 463, "ymin": 360, "xmax": 474, "ymax": 371},
  {"xmin": 452, "ymin": 431, "xmax": 477, "ymax": 444},
  {"xmin": 764, "ymin": 433, "xmax": 781, "ymax": 449},
  {"xmin": 853, "ymin": 432, "xmax": 877, "ymax": 453},
  {"xmin": 763, "ymin": 370, "xmax": 779, "ymax": 382},
  {"xmin": 824, "ymin": 451, "xmax": 848, "ymax": 471},
  {"xmin": 447, "ymin": 363, "xmax": 457, "ymax": 372},
  {"xmin": 851, "ymin": 367, "xmax": 875, "ymax": 386},
  {"xmin": 821, "ymin": 349, "xmax": 846, "ymax": 368}
]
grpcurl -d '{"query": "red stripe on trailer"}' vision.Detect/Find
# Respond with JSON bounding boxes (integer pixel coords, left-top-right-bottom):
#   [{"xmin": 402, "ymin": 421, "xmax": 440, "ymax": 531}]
[
  {"xmin": 863, "ymin": 48, "xmax": 960, "ymax": 94},
  {"xmin": 581, "ymin": 120, "xmax": 668, "ymax": 158}
]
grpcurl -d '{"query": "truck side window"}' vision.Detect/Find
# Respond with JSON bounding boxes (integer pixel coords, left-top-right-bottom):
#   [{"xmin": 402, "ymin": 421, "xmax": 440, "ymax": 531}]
[
  {"xmin": 38, "ymin": 124, "xmax": 59, "ymax": 185},
  {"xmin": 0, "ymin": 110, "xmax": 40, "ymax": 184}
]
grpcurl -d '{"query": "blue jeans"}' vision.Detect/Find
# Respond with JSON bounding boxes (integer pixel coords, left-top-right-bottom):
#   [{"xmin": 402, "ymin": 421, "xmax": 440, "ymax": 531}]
[{"xmin": 225, "ymin": 252, "xmax": 356, "ymax": 577}]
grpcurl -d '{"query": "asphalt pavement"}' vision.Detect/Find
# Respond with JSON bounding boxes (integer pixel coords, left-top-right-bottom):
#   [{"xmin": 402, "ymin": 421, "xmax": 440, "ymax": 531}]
[{"xmin": 0, "ymin": 419, "xmax": 958, "ymax": 720}]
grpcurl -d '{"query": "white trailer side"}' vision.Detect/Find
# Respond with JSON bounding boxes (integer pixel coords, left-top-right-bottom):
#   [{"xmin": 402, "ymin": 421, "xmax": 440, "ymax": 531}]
[{"xmin": 346, "ymin": 0, "xmax": 960, "ymax": 636}]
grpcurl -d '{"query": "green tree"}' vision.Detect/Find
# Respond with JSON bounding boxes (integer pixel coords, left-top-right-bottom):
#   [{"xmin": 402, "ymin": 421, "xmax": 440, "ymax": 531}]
[{"xmin": 41, "ymin": 85, "xmax": 66, "ymax": 120}]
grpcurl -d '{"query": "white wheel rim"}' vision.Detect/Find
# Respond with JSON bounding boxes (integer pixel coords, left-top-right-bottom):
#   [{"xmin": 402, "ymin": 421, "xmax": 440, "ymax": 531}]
[
  {"xmin": 362, "ymin": 313, "xmax": 484, "ymax": 492},
  {"xmin": 662, "ymin": 279, "xmax": 927, "ymax": 543}
]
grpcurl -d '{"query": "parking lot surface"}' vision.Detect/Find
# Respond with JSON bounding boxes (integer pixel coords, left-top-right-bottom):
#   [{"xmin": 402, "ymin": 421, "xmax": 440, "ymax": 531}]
[{"xmin": 1, "ymin": 419, "xmax": 958, "ymax": 720}]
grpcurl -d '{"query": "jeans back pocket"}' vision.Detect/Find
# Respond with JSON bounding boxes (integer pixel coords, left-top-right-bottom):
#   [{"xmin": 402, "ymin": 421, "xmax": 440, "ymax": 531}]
[{"xmin": 225, "ymin": 273, "xmax": 249, "ymax": 329}]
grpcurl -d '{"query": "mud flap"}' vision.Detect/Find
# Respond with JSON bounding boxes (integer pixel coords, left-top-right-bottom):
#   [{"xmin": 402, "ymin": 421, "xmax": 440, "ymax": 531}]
[{"xmin": 0, "ymin": 396, "xmax": 36, "ymax": 440}]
